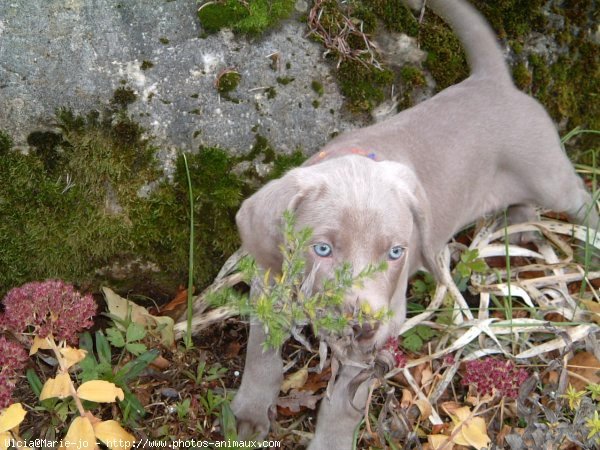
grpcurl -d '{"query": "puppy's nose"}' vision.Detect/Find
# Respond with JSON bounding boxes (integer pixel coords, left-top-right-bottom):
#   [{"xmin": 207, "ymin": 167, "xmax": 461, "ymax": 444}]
[{"xmin": 352, "ymin": 322, "xmax": 379, "ymax": 341}]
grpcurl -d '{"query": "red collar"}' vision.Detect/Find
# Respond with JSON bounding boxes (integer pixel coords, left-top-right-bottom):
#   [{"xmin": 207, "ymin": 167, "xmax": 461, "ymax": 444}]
[{"xmin": 307, "ymin": 148, "xmax": 378, "ymax": 165}]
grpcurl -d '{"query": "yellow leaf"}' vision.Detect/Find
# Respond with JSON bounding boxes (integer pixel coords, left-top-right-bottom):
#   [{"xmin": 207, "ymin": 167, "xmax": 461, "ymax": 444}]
[
  {"xmin": 94, "ymin": 420, "xmax": 136, "ymax": 449},
  {"xmin": 60, "ymin": 347, "xmax": 87, "ymax": 369},
  {"xmin": 30, "ymin": 335, "xmax": 53, "ymax": 355},
  {"xmin": 0, "ymin": 403, "xmax": 27, "ymax": 433},
  {"xmin": 449, "ymin": 406, "xmax": 472, "ymax": 423},
  {"xmin": 102, "ymin": 287, "xmax": 150, "ymax": 329},
  {"xmin": 40, "ymin": 373, "xmax": 72, "ymax": 400},
  {"xmin": 280, "ymin": 367, "xmax": 308, "ymax": 394},
  {"xmin": 60, "ymin": 417, "xmax": 97, "ymax": 450},
  {"xmin": 444, "ymin": 405, "xmax": 491, "ymax": 449},
  {"xmin": 77, "ymin": 380, "xmax": 124, "ymax": 403},
  {"xmin": 414, "ymin": 398, "xmax": 433, "ymax": 418},
  {"xmin": 102, "ymin": 286, "xmax": 174, "ymax": 346},
  {"xmin": 458, "ymin": 416, "xmax": 491, "ymax": 449},
  {"xmin": 0, "ymin": 432, "xmax": 12, "ymax": 450},
  {"xmin": 428, "ymin": 434, "xmax": 454, "ymax": 450}
]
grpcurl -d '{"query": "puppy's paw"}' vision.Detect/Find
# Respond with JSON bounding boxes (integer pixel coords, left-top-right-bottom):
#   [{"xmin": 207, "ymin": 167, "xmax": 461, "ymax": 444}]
[{"xmin": 232, "ymin": 398, "xmax": 274, "ymax": 441}]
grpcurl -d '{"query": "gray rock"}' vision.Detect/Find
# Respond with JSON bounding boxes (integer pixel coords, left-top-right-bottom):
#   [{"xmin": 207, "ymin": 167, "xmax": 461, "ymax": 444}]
[{"xmin": 0, "ymin": 0, "xmax": 354, "ymax": 175}]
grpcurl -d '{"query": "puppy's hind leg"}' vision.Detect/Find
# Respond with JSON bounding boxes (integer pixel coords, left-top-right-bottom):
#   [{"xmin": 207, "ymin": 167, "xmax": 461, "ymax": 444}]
[
  {"xmin": 506, "ymin": 204, "xmax": 541, "ymax": 245},
  {"xmin": 232, "ymin": 319, "xmax": 283, "ymax": 440}
]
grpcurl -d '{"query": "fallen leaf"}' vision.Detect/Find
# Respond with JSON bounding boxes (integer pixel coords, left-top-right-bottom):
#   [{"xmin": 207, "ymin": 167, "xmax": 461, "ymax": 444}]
[
  {"xmin": 1, "ymin": 432, "xmax": 12, "ymax": 450},
  {"xmin": 102, "ymin": 287, "xmax": 175, "ymax": 347},
  {"xmin": 567, "ymin": 351, "xmax": 600, "ymax": 390},
  {"xmin": 225, "ymin": 341, "xmax": 242, "ymax": 358},
  {"xmin": 579, "ymin": 299, "xmax": 600, "ymax": 325},
  {"xmin": 428, "ymin": 434, "xmax": 454, "ymax": 450},
  {"xmin": 59, "ymin": 417, "xmax": 96, "ymax": 450},
  {"xmin": 281, "ymin": 367, "xmax": 308, "ymax": 394},
  {"xmin": 60, "ymin": 347, "xmax": 87, "ymax": 369},
  {"xmin": 458, "ymin": 416, "xmax": 490, "ymax": 448},
  {"xmin": 301, "ymin": 367, "xmax": 331, "ymax": 392},
  {"xmin": 157, "ymin": 287, "xmax": 192, "ymax": 314},
  {"xmin": 30, "ymin": 335, "xmax": 53, "ymax": 355},
  {"xmin": 415, "ymin": 398, "xmax": 433, "ymax": 418},
  {"xmin": 149, "ymin": 355, "xmax": 170, "ymax": 370},
  {"xmin": 443, "ymin": 405, "xmax": 491, "ymax": 449},
  {"xmin": 40, "ymin": 373, "xmax": 72, "ymax": 400},
  {"xmin": 103, "ymin": 287, "xmax": 149, "ymax": 327},
  {"xmin": 94, "ymin": 420, "xmax": 136, "ymax": 449},
  {"xmin": 0, "ymin": 403, "xmax": 27, "ymax": 433},
  {"xmin": 277, "ymin": 389, "xmax": 323, "ymax": 414},
  {"xmin": 400, "ymin": 388, "xmax": 413, "ymax": 409},
  {"xmin": 77, "ymin": 380, "xmax": 125, "ymax": 403}
]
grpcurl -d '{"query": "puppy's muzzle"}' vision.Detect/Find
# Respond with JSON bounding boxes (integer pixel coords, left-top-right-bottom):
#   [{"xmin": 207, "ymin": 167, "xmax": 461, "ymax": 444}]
[{"xmin": 352, "ymin": 321, "xmax": 379, "ymax": 341}]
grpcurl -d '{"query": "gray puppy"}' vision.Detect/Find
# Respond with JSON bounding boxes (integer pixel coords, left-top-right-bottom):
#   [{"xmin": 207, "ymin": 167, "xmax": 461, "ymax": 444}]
[{"xmin": 232, "ymin": 0, "xmax": 599, "ymax": 448}]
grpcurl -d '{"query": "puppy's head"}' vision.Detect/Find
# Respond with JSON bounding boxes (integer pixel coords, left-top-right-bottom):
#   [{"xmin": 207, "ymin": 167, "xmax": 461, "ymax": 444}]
[{"xmin": 236, "ymin": 156, "xmax": 434, "ymax": 347}]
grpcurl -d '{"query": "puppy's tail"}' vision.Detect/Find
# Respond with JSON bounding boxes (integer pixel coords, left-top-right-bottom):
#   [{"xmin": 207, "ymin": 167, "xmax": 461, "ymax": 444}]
[{"xmin": 404, "ymin": 0, "xmax": 513, "ymax": 85}]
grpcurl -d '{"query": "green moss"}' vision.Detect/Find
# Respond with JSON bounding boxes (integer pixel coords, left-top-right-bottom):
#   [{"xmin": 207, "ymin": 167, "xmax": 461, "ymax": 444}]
[
  {"xmin": 266, "ymin": 86, "xmax": 277, "ymax": 99},
  {"xmin": 198, "ymin": 0, "xmax": 295, "ymax": 35},
  {"xmin": 0, "ymin": 109, "xmax": 160, "ymax": 297},
  {"xmin": 26, "ymin": 131, "xmax": 64, "ymax": 173},
  {"xmin": 159, "ymin": 37, "xmax": 170, "ymax": 44},
  {"xmin": 311, "ymin": 80, "xmax": 324, "ymax": 97},
  {"xmin": 337, "ymin": 60, "xmax": 394, "ymax": 112},
  {"xmin": 471, "ymin": 0, "xmax": 546, "ymax": 39},
  {"xmin": 400, "ymin": 65, "xmax": 426, "ymax": 87},
  {"xmin": 367, "ymin": 0, "xmax": 418, "ymax": 35},
  {"xmin": 140, "ymin": 60, "xmax": 154, "ymax": 70},
  {"xmin": 0, "ymin": 131, "xmax": 12, "ymax": 155},
  {"xmin": 512, "ymin": 62, "xmax": 532, "ymax": 91},
  {"xmin": 112, "ymin": 86, "xmax": 137, "ymax": 108},
  {"xmin": 420, "ymin": 14, "xmax": 469, "ymax": 90},
  {"xmin": 276, "ymin": 76, "xmax": 295, "ymax": 85},
  {"xmin": 312, "ymin": 100, "xmax": 320, "ymax": 108},
  {"xmin": 0, "ymin": 110, "xmax": 307, "ymax": 298},
  {"xmin": 216, "ymin": 71, "xmax": 241, "ymax": 94}
]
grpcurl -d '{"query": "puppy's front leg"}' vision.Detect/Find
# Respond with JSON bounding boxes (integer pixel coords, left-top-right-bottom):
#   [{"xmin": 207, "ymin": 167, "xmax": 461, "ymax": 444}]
[
  {"xmin": 232, "ymin": 319, "xmax": 283, "ymax": 440},
  {"xmin": 308, "ymin": 364, "xmax": 369, "ymax": 450}
]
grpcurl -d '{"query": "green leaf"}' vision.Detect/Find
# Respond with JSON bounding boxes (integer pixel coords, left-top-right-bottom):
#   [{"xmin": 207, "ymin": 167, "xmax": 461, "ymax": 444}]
[
  {"xmin": 125, "ymin": 342, "xmax": 147, "ymax": 356},
  {"xmin": 126, "ymin": 322, "xmax": 147, "ymax": 342},
  {"xmin": 415, "ymin": 325, "xmax": 436, "ymax": 340},
  {"xmin": 220, "ymin": 401, "xmax": 238, "ymax": 441},
  {"xmin": 26, "ymin": 368, "xmax": 44, "ymax": 397},
  {"xmin": 115, "ymin": 349, "xmax": 159, "ymax": 384},
  {"xmin": 95, "ymin": 330, "xmax": 112, "ymax": 364},
  {"xmin": 106, "ymin": 327, "xmax": 126, "ymax": 348},
  {"xmin": 402, "ymin": 332, "xmax": 423, "ymax": 353}
]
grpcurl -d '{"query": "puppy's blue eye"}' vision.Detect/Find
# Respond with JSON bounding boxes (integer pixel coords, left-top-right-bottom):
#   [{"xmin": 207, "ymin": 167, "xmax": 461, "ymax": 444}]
[
  {"xmin": 313, "ymin": 243, "xmax": 332, "ymax": 257},
  {"xmin": 388, "ymin": 246, "xmax": 404, "ymax": 260}
]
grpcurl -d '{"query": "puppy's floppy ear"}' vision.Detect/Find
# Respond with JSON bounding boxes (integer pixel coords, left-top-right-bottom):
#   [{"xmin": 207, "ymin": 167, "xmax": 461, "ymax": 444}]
[
  {"xmin": 236, "ymin": 168, "xmax": 306, "ymax": 271},
  {"xmin": 382, "ymin": 162, "xmax": 441, "ymax": 281},
  {"xmin": 408, "ymin": 182, "xmax": 442, "ymax": 281}
]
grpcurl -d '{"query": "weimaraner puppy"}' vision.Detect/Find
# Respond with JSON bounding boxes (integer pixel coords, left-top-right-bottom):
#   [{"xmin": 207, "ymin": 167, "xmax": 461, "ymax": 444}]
[{"xmin": 231, "ymin": 0, "xmax": 599, "ymax": 448}]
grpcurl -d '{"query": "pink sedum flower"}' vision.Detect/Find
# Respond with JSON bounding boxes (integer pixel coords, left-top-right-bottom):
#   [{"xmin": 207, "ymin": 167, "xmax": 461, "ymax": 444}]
[
  {"xmin": 461, "ymin": 357, "xmax": 529, "ymax": 399},
  {"xmin": 0, "ymin": 336, "xmax": 29, "ymax": 409},
  {"xmin": 384, "ymin": 337, "xmax": 407, "ymax": 368},
  {"xmin": 1, "ymin": 280, "xmax": 97, "ymax": 344}
]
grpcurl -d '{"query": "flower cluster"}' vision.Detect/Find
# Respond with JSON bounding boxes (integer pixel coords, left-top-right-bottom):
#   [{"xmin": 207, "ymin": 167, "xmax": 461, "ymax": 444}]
[
  {"xmin": 0, "ymin": 336, "xmax": 29, "ymax": 409},
  {"xmin": 384, "ymin": 337, "xmax": 407, "ymax": 368},
  {"xmin": 461, "ymin": 357, "xmax": 529, "ymax": 399},
  {"xmin": 1, "ymin": 280, "xmax": 97, "ymax": 344}
]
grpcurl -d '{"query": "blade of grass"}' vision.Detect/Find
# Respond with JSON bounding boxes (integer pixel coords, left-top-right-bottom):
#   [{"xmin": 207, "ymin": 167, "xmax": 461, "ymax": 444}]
[{"xmin": 182, "ymin": 152, "xmax": 195, "ymax": 349}]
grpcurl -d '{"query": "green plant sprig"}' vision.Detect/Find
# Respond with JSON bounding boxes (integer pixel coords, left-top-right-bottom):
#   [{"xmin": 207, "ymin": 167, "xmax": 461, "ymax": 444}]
[{"xmin": 231, "ymin": 211, "xmax": 391, "ymax": 349}]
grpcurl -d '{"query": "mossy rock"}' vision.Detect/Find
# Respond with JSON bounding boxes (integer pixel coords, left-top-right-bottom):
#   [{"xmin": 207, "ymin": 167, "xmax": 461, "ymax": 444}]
[
  {"xmin": 0, "ymin": 108, "xmax": 307, "ymax": 299},
  {"xmin": 198, "ymin": 0, "xmax": 295, "ymax": 35},
  {"xmin": 337, "ymin": 60, "xmax": 394, "ymax": 112}
]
